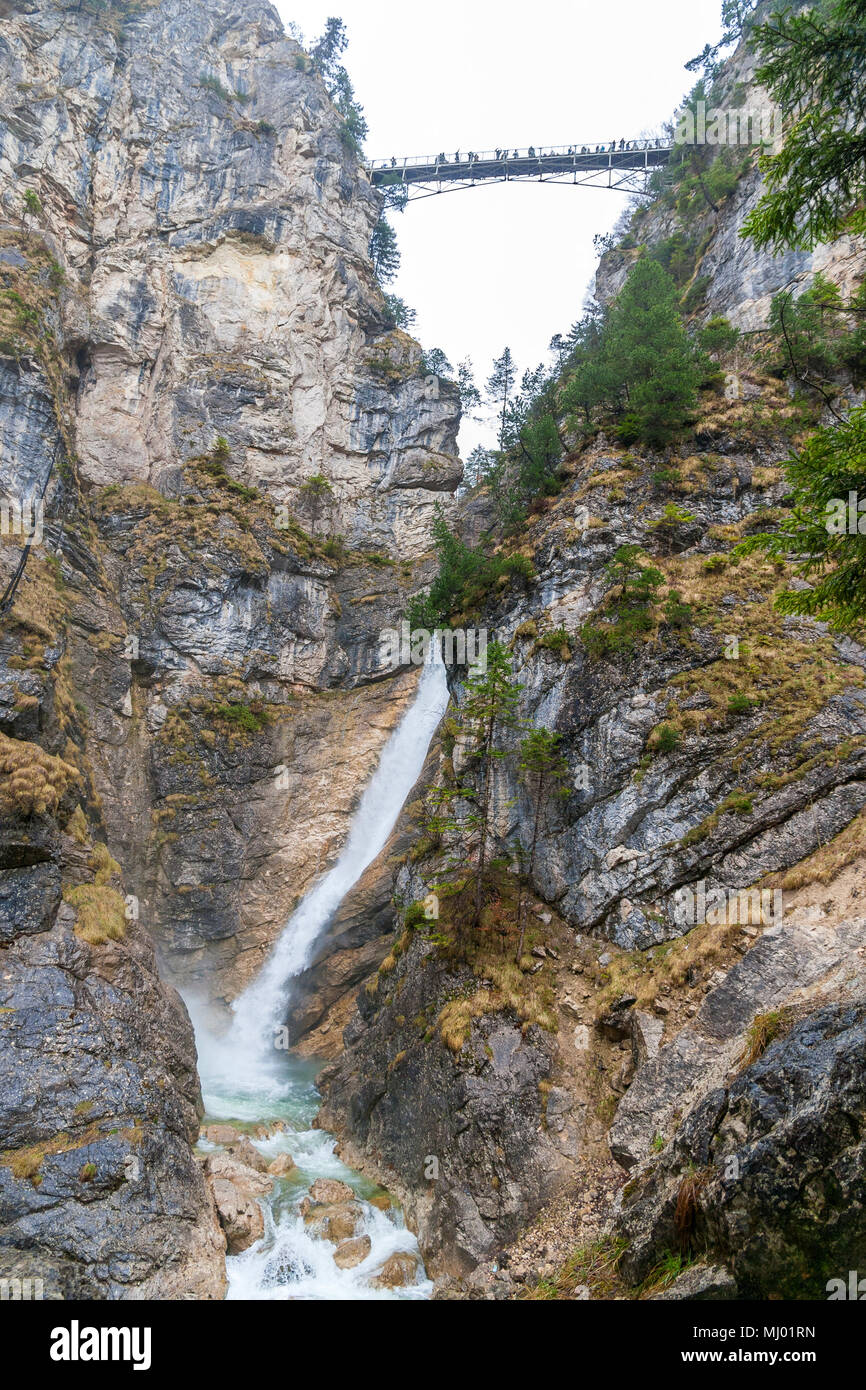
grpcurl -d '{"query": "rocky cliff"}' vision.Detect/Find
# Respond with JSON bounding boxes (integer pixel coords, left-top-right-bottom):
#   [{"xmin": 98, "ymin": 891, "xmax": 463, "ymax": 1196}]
[
  {"xmin": 0, "ymin": 0, "xmax": 461, "ymax": 1296},
  {"xmin": 2, "ymin": 0, "xmax": 865, "ymax": 1304},
  {"xmin": 314, "ymin": 19, "xmax": 866, "ymax": 1296}
]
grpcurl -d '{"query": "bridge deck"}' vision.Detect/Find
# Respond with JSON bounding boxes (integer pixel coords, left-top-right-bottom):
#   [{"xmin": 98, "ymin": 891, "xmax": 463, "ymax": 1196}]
[{"xmin": 369, "ymin": 142, "xmax": 674, "ymax": 189}]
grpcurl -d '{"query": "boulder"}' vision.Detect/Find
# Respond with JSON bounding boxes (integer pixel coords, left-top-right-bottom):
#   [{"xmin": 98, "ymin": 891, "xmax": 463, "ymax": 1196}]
[
  {"xmin": 268, "ymin": 1153, "xmax": 297, "ymax": 1177},
  {"xmin": 369, "ymin": 1251, "xmax": 420, "ymax": 1289},
  {"xmin": 209, "ymin": 1178, "xmax": 265, "ymax": 1254},
  {"xmin": 650, "ymin": 1264, "xmax": 738, "ymax": 1300},
  {"xmin": 309, "ymin": 1177, "xmax": 354, "ymax": 1205},
  {"xmin": 202, "ymin": 1124, "xmax": 241, "ymax": 1146},
  {"xmin": 630, "ymin": 1010, "xmax": 664, "ymax": 1066},
  {"xmin": 333, "ymin": 1235, "xmax": 372, "ymax": 1270},
  {"xmin": 598, "ymin": 994, "xmax": 637, "ymax": 1041},
  {"xmin": 225, "ymin": 1137, "xmax": 270, "ymax": 1174},
  {"xmin": 205, "ymin": 1152, "xmax": 273, "ymax": 1197},
  {"xmin": 303, "ymin": 1201, "xmax": 364, "ymax": 1242}
]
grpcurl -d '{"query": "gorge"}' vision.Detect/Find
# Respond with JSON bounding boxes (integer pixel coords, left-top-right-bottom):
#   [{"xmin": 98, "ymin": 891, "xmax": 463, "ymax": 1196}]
[{"xmin": 1, "ymin": 0, "xmax": 865, "ymax": 1308}]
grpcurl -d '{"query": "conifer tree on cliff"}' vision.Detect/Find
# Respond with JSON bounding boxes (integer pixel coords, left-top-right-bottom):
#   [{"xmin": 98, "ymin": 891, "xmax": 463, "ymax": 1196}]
[
  {"xmin": 603, "ymin": 258, "xmax": 701, "ymax": 446},
  {"xmin": 460, "ymin": 642, "xmax": 521, "ymax": 921},
  {"xmin": 737, "ymin": 0, "xmax": 866, "ymax": 636},
  {"xmin": 516, "ymin": 729, "xmax": 568, "ymax": 964},
  {"xmin": 486, "ymin": 347, "xmax": 517, "ymax": 449},
  {"xmin": 741, "ymin": 0, "xmax": 866, "ymax": 253}
]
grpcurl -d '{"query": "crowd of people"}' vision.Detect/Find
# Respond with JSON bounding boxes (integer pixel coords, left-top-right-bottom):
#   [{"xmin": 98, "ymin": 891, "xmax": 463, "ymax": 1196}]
[{"xmin": 382, "ymin": 138, "xmax": 667, "ymax": 170}]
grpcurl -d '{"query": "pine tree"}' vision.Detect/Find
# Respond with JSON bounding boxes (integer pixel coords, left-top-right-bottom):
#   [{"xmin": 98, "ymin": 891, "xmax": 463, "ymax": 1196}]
[
  {"xmin": 487, "ymin": 347, "xmax": 517, "ymax": 448},
  {"xmin": 460, "ymin": 641, "xmax": 522, "ymax": 920},
  {"xmin": 297, "ymin": 473, "xmax": 334, "ymax": 535},
  {"xmin": 516, "ymin": 729, "xmax": 569, "ymax": 964},
  {"xmin": 457, "ymin": 360, "xmax": 483, "ymax": 419},
  {"xmin": 737, "ymin": 406, "xmax": 866, "ymax": 634},
  {"xmin": 603, "ymin": 259, "xmax": 701, "ymax": 446},
  {"xmin": 310, "ymin": 17, "xmax": 348, "ymax": 85},
  {"xmin": 370, "ymin": 217, "xmax": 400, "ymax": 284},
  {"xmin": 741, "ymin": 0, "xmax": 866, "ymax": 253}
]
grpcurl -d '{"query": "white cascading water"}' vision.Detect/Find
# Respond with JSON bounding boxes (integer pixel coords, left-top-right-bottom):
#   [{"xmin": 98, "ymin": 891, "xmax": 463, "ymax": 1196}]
[{"xmin": 189, "ymin": 649, "xmax": 449, "ymax": 1300}]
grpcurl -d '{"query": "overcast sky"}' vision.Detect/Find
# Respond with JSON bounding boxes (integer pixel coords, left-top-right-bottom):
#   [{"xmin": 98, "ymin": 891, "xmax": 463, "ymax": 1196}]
[{"xmin": 275, "ymin": 1, "xmax": 724, "ymax": 451}]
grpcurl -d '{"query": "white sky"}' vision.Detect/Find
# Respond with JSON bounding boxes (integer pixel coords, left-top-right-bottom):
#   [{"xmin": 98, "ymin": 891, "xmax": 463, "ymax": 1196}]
[{"xmin": 275, "ymin": 1, "xmax": 724, "ymax": 450}]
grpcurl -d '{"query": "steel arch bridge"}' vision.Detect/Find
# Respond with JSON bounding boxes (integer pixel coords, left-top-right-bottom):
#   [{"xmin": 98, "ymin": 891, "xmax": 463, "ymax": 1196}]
[{"xmin": 368, "ymin": 140, "xmax": 675, "ymax": 200}]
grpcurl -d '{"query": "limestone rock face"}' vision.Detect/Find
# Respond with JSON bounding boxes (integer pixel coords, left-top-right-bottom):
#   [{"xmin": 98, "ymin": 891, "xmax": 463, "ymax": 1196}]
[
  {"xmin": 0, "ymin": 0, "xmax": 461, "ymax": 550},
  {"xmin": 595, "ymin": 12, "xmax": 865, "ymax": 330},
  {"xmin": 615, "ymin": 1002, "xmax": 866, "ymax": 1297},
  {"xmin": 609, "ymin": 914, "xmax": 866, "ymax": 1169},
  {"xmin": 0, "ymin": 901, "xmax": 226, "ymax": 1299},
  {"xmin": 0, "ymin": 0, "xmax": 460, "ymax": 1298},
  {"xmin": 317, "ymin": 934, "xmax": 579, "ymax": 1279}
]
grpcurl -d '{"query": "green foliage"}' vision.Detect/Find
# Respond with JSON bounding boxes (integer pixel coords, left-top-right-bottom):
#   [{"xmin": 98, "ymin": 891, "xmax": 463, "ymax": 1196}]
[
  {"xmin": 403, "ymin": 901, "xmax": 430, "ymax": 930},
  {"xmin": 658, "ymin": 131, "xmax": 752, "ymax": 223},
  {"xmin": 382, "ymin": 293, "xmax": 416, "ymax": 330},
  {"xmin": 741, "ymin": 0, "xmax": 866, "ymax": 252},
  {"xmin": 461, "ymin": 642, "xmax": 523, "ymax": 918},
  {"xmin": 663, "ymin": 590, "xmax": 693, "ymax": 630},
  {"xmin": 370, "ymin": 216, "xmax": 401, "ymax": 285},
  {"xmin": 685, "ymin": 1, "xmax": 759, "ymax": 81},
  {"xmin": 296, "ymin": 473, "xmax": 335, "ymax": 535},
  {"xmin": 535, "ymin": 627, "xmax": 572, "ymax": 659},
  {"xmin": 515, "ymin": 727, "xmax": 569, "ymax": 960},
  {"xmin": 208, "ymin": 701, "xmax": 270, "ymax": 733},
  {"xmin": 408, "ymin": 507, "xmax": 534, "ymax": 628},
  {"xmin": 456, "ymin": 359, "xmax": 483, "ymax": 419},
  {"xmin": 606, "ymin": 261, "xmax": 703, "ymax": 445},
  {"xmin": 736, "ymin": 405, "xmax": 866, "ymax": 633},
  {"xmin": 763, "ymin": 274, "xmax": 866, "ymax": 386},
  {"xmin": 699, "ymin": 315, "xmax": 740, "ymax": 356},
  {"xmin": 487, "ymin": 347, "xmax": 517, "ymax": 449},
  {"xmin": 581, "ymin": 545, "xmax": 664, "ymax": 660},
  {"xmin": 650, "ymin": 502, "xmax": 698, "ymax": 552},
  {"xmin": 562, "ymin": 260, "xmax": 701, "ymax": 448},
  {"xmin": 22, "ymin": 189, "xmax": 41, "ymax": 218},
  {"xmin": 649, "ymin": 231, "xmax": 700, "ymax": 289},
  {"xmin": 195, "ymin": 439, "xmax": 259, "ymax": 502},
  {"xmin": 653, "ymin": 724, "xmax": 681, "ymax": 755},
  {"xmin": 198, "ymin": 72, "xmax": 234, "ymax": 102}
]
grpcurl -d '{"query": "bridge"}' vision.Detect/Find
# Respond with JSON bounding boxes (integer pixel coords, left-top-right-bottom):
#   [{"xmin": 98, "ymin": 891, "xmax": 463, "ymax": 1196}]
[{"xmin": 368, "ymin": 140, "xmax": 675, "ymax": 200}]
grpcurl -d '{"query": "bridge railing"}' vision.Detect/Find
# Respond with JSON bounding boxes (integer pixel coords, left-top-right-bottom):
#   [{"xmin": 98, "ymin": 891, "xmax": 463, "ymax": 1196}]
[{"xmin": 368, "ymin": 140, "xmax": 675, "ymax": 174}]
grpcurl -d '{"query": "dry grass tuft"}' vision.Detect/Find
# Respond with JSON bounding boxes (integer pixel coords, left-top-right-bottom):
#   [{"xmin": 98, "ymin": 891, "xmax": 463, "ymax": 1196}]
[
  {"xmin": 63, "ymin": 884, "xmax": 126, "ymax": 945},
  {"xmin": 0, "ymin": 732, "xmax": 80, "ymax": 817}
]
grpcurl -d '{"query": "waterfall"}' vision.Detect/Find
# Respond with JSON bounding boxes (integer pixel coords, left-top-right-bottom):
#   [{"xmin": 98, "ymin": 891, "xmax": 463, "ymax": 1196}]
[
  {"xmin": 226, "ymin": 649, "xmax": 449, "ymax": 1080},
  {"xmin": 190, "ymin": 649, "xmax": 448, "ymax": 1299}
]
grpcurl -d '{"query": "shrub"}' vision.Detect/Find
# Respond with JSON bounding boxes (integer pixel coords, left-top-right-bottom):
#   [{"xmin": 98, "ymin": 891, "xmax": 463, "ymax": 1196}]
[
  {"xmin": 728, "ymin": 693, "xmax": 757, "ymax": 715},
  {"xmin": 663, "ymin": 591, "xmax": 692, "ymax": 629},
  {"xmin": 198, "ymin": 73, "xmax": 234, "ymax": 101},
  {"xmin": 535, "ymin": 627, "xmax": 572, "ymax": 660},
  {"xmin": 652, "ymin": 724, "xmax": 681, "ymax": 755}
]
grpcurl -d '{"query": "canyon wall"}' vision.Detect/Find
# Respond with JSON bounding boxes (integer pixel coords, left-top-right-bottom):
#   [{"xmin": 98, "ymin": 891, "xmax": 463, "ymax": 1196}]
[
  {"xmin": 315, "ymin": 18, "xmax": 866, "ymax": 1293},
  {"xmin": 0, "ymin": 0, "xmax": 461, "ymax": 1295}
]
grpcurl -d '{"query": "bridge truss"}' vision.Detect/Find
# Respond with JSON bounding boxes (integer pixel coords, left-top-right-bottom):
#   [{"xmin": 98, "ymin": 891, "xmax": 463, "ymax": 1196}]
[{"xmin": 368, "ymin": 141, "xmax": 675, "ymax": 201}]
